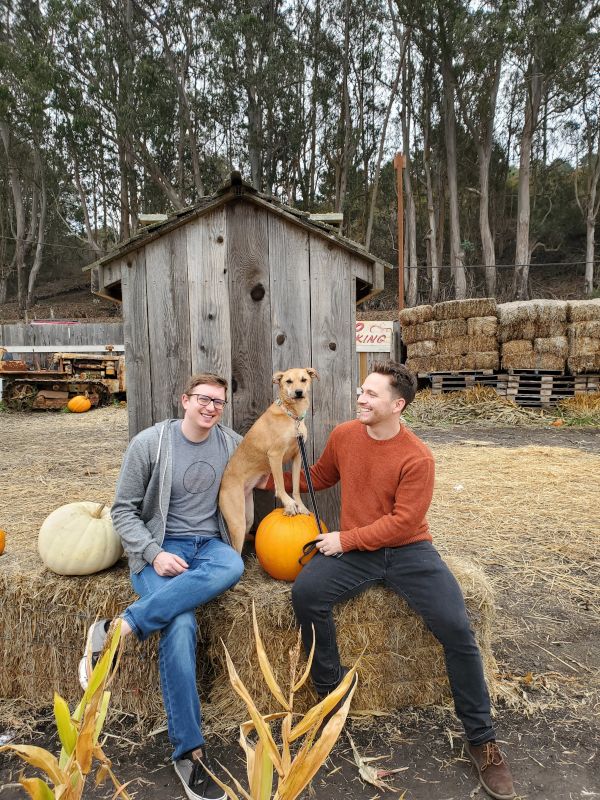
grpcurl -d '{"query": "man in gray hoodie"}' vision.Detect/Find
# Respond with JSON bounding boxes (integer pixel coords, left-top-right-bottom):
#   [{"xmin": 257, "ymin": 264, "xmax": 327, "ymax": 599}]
[{"xmin": 79, "ymin": 372, "xmax": 244, "ymax": 800}]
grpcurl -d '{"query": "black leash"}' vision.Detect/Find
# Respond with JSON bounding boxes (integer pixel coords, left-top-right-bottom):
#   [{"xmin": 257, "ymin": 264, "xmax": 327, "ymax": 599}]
[{"xmin": 296, "ymin": 433, "xmax": 342, "ymax": 562}]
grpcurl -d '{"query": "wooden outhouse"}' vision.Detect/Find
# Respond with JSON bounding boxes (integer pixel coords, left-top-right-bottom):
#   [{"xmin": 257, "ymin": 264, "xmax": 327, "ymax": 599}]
[{"xmin": 90, "ymin": 174, "xmax": 387, "ymax": 526}]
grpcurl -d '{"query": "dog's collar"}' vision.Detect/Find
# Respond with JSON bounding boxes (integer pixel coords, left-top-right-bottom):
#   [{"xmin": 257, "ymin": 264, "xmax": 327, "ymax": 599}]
[{"xmin": 275, "ymin": 397, "xmax": 306, "ymax": 422}]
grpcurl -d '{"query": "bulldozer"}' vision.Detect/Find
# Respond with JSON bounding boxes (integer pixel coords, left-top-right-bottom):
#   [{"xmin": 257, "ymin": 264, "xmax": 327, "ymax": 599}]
[{"xmin": 0, "ymin": 348, "xmax": 126, "ymax": 411}]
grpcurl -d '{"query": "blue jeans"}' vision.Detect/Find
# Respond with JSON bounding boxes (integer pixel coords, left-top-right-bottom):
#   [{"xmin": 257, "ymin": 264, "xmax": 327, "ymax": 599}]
[
  {"xmin": 123, "ymin": 536, "xmax": 244, "ymax": 760},
  {"xmin": 291, "ymin": 541, "xmax": 495, "ymax": 745}
]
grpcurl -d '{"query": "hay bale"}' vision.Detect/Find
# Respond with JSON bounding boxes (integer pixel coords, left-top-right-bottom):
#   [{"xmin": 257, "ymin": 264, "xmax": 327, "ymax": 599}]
[
  {"xmin": 0, "ymin": 551, "xmax": 174, "ymax": 725},
  {"xmin": 567, "ymin": 299, "xmax": 600, "ymax": 323},
  {"xmin": 498, "ymin": 320, "xmax": 536, "ymax": 344},
  {"xmin": 406, "ymin": 340, "xmax": 437, "ymax": 359},
  {"xmin": 467, "ymin": 316, "xmax": 498, "ymax": 338},
  {"xmin": 533, "ymin": 299, "xmax": 568, "ymax": 323},
  {"xmin": 405, "ymin": 356, "xmax": 436, "ymax": 374},
  {"xmin": 534, "ymin": 354, "xmax": 565, "ymax": 371},
  {"xmin": 502, "ymin": 340, "xmax": 533, "ymax": 357},
  {"xmin": 534, "ymin": 337, "xmax": 568, "ymax": 358},
  {"xmin": 568, "ymin": 354, "xmax": 600, "ymax": 374},
  {"xmin": 535, "ymin": 319, "xmax": 567, "ymax": 338},
  {"xmin": 437, "ymin": 336, "xmax": 471, "ymax": 356},
  {"xmin": 401, "ymin": 321, "xmax": 437, "ymax": 345},
  {"xmin": 568, "ymin": 320, "xmax": 600, "ymax": 339},
  {"xmin": 436, "ymin": 336, "xmax": 496, "ymax": 357},
  {"xmin": 434, "ymin": 319, "xmax": 468, "ymax": 339},
  {"xmin": 569, "ymin": 336, "xmax": 600, "ymax": 357},
  {"xmin": 434, "ymin": 298, "xmax": 497, "ymax": 321},
  {"xmin": 462, "ymin": 352, "xmax": 500, "ymax": 371},
  {"xmin": 206, "ymin": 557, "xmax": 497, "ymax": 722},
  {"xmin": 431, "ymin": 355, "xmax": 465, "ymax": 372},
  {"xmin": 501, "ymin": 340, "xmax": 535, "ymax": 370},
  {"xmin": 399, "ymin": 305, "xmax": 434, "ymax": 325},
  {"xmin": 497, "ymin": 301, "xmax": 537, "ymax": 342}
]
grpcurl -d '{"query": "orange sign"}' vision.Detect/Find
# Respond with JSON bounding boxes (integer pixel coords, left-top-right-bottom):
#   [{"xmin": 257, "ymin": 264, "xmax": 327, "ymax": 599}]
[{"xmin": 355, "ymin": 321, "xmax": 394, "ymax": 352}]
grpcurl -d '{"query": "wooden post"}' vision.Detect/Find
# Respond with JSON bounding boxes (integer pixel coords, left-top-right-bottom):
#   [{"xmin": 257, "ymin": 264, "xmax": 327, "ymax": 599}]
[{"xmin": 393, "ymin": 153, "xmax": 406, "ymax": 311}]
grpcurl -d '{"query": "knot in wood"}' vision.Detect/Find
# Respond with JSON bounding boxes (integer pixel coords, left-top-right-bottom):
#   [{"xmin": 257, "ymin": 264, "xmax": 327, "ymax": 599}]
[
  {"xmin": 329, "ymin": 342, "xmax": 337, "ymax": 351},
  {"xmin": 250, "ymin": 283, "xmax": 265, "ymax": 302},
  {"xmin": 276, "ymin": 334, "xmax": 286, "ymax": 345}
]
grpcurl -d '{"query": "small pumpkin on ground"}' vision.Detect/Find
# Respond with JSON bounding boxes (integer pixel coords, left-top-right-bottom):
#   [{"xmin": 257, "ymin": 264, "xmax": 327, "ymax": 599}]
[
  {"xmin": 38, "ymin": 502, "xmax": 123, "ymax": 575},
  {"xmin": 0, "ymin": 529, "xmax": 5, "ymax": 555},
  {"xmin": 67, "ymin": 395, "xmax": 92, "ymax": 413},
  {"xmin": 255, "ymin": 508, "xmax": 327, "ymax": 582}
]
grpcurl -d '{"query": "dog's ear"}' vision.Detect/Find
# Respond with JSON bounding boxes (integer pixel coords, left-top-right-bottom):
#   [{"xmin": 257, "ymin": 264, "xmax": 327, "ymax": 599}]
[
  {"xmin": 272, "ymin": 371, "xmax": 285, "ymax": 384},
  {"xmin": 306, "ymin": 368, "xmax": 319, "ymax": 381}
]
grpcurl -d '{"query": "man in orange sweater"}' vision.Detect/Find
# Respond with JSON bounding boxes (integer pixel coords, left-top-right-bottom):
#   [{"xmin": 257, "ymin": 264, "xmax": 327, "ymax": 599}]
[{"xmin": 289, "ymin": 361, "xmax": 515, "ymax": 800}]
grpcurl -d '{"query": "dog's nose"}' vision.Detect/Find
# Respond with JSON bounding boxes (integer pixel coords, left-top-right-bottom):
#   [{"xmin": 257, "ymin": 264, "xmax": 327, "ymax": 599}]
[{"xmin": 294, "ymin": 389, "xmax": 304, "ymax": 398}]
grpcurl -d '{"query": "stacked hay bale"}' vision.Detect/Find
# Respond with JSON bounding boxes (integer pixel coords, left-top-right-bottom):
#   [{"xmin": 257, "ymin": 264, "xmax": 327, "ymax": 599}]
[
  {"xmin": 498, "ymin": 300, "xmax": 568, "ymax": 371},
  {"xmin": 401, "ymin": 299, "xmax": 498, "ymax": 373},
  {"xmin": 206, "ymin": 556, "xmax": 498, "ymax": 722},
  {"xmin": 567, "ymin": 299, "xmax": 600, "ymax": 374}
]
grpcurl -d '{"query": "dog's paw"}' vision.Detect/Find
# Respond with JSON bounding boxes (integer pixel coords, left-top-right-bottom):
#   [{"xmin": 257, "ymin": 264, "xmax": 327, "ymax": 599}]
[
  {"xmin": 296, "ymin": 503, "xmax": 311, "ymax": 515},
  {"xmin": 282, "ymin": 501, "xmax": 299, "ymax": 516}
]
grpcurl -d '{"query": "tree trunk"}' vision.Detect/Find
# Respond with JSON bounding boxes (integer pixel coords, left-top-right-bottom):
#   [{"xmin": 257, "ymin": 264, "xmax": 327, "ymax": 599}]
[
  {"xmin": 585, "ymin": 214, "xmax": 596, "ymax": 295},
  {"xmin": 441, "ymin": 59, "xmax": 465, "ymax": 299},
  {"xmin": 26, "ymin": 147, "xmax": 47, "ymax": 309},
  {"xmin": 478, "ymin": 142, "xmax": 496, "ymax": 296},
  {"xmin": 514, "ymin": 67, "xmax": 543, "ymax": 300},
  {"xmin": 0, "ymin": 120, "xmax": 27, "ymax": 313},
  {"xmin": 0, "ymin": 277, "xmax": 7, "ymax": 305}
]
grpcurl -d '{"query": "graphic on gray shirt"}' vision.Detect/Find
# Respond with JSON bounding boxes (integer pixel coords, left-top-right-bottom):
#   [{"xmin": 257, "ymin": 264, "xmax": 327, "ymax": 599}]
[{"xmin": 165, "ymin": 422, "xmax": 229, "ymax": 537}]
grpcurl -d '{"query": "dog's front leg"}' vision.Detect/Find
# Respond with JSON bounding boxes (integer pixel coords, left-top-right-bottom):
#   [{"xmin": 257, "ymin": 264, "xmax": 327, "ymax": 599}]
[
  {"xmin": 268, "ymin": 450, "xmax": 299, "ymax": 516},
  {"xmin": 291, "ymin": 450, "xmax": 311, "ymax": 515}
]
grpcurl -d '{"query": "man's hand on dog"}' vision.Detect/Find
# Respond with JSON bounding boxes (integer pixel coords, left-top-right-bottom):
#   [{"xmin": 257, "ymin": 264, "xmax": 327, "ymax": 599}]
[
  {"xmin": 316, "ymin": 531, "xmax": 343, "ymax": 556},
  {"xmin": 153, "ymin": 551, "xmax": 189, "ymax": 576}
]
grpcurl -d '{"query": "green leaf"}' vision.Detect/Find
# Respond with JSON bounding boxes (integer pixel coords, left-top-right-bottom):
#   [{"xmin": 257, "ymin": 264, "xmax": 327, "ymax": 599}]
[
  {"xmin": 18, "ymin": 777, "xmax": 55, "ymax": 800},
  {"xmin": 54, "ymin": 693, "xmax": 77, "ymax": 757}
]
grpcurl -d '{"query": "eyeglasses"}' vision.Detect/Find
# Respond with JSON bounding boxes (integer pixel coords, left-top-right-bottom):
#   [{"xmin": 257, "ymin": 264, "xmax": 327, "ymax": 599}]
[{"xmin": 187, "ymin": 393, "xmax": 227, "ymax": 410}]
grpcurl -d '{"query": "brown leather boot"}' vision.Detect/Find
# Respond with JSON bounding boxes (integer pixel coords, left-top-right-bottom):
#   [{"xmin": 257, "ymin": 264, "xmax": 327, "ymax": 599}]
[{"xmin": 466, "ymin": 740, "xmax": 516, "ymax": 800}]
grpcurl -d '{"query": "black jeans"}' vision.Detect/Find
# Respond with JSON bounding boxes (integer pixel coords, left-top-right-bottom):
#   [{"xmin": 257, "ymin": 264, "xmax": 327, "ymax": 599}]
[{"xmin": 291, "ymin": 540, "xmax": 495, "ymax": 745}]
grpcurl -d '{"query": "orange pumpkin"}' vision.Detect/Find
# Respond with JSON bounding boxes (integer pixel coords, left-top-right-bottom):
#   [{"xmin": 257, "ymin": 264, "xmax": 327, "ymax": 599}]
[
  {"xmin": 255, "ymin": 508, "xmax": 327, "ymax": 582},
  {"xmin": 0, "ymin": 529, "xmax": 5, "ymax": 555},
  {"xmin": 67, "ymin": 395, "xmax": 92, "ymax": 413}
]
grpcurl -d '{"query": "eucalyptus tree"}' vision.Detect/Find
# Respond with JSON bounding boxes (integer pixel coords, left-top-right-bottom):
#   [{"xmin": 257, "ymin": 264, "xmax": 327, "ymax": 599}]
[{"xmin": 512, "ymin": 0, "xmax": 599, "ymax": 299}]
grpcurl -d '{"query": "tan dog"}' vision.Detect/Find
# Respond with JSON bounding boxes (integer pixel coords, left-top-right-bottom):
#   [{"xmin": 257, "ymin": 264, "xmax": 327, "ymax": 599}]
[{"xmin": 219, "ymin": 367, "xmax": 319, "ymax": 552}]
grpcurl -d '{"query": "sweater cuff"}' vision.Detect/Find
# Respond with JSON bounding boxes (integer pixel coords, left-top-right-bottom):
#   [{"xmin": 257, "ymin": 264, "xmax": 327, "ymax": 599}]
[
  {"xmin": 339, "ymin": 529, "xmax": 359, "ymax": 551},
  {"xmin": 143, "ymin": 542, "xmax": 162, "ymax": 566}
]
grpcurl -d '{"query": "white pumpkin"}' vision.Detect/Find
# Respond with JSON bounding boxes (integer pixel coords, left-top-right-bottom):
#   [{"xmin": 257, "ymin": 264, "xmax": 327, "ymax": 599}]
[{"xmin": 38, "ymin": 502, "xmax": 123, "ymax": 575}]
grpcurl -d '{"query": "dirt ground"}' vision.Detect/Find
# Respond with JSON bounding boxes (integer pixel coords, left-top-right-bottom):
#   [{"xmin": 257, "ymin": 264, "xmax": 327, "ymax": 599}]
[{"xmin": 1, "ymin": 407, "xmax": 599, "ymax": 800}]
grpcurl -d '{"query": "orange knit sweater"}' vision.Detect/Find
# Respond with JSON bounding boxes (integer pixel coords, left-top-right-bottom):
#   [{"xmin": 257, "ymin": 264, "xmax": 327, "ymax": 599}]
[{"xmin": 270, "ymin": 419, "xmax": 435, "ymax": 552}]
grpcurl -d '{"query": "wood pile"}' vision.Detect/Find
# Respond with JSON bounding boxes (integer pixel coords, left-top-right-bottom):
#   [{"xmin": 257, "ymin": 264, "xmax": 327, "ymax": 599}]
[{"xmin": 401, "ymin": 299, "xmax": 498, "ymax": 374}]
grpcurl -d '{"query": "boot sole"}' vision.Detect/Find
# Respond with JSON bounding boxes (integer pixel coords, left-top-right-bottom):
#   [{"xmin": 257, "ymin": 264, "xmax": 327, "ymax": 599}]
[{"xmin": 466, "ymin": 744, "xmax": 516, "ymax": 800}]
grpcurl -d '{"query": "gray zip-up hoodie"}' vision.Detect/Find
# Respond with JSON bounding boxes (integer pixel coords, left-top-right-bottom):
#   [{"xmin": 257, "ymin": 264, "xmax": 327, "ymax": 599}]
[{"xmin": 111, "ymin": 419, "xmax": 242, "ymax": 574}]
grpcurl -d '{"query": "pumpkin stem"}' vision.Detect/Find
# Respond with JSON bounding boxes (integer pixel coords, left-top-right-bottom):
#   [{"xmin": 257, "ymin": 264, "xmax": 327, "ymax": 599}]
[{"xmin": 93, "ymin": 503, "xmax": 106, "ymax": 518}]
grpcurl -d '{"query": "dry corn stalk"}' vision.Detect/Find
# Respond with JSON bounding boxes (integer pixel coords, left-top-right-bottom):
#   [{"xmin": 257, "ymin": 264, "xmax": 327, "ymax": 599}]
[
  {"xmin": 206, "ymin": 602, "xmax": 360, "ymax": 800},
  {"xmin": 0, "ymin": 621, "xmax": 130, "ymax": 800}
]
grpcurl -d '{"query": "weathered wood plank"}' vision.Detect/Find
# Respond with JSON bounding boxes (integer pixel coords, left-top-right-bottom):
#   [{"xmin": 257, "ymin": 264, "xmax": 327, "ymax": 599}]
[
  {"xmin": 227, "ymin": 201, "xmax": 272, "ymax": 436},
  {"xmin": 121, "ymin": 252, "xmax": 153, "ymax": 437},
  {"xmin": 268, "ymin": 214, "xmax": 313, "ymax": 461},
  {"xmin": 309, "ymin": 235, "xmax": 354, "ymax": 530},
  {"xmin": 145, "ymin": 229, "xmax": 192, "ymax": 423},
  {"xmin": 186, "ymin": 208, "xmax": 233, "ymax": 427}
]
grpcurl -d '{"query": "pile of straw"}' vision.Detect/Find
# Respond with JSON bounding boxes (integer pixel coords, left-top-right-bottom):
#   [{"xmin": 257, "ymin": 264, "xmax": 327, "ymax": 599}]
[
  {"xmin": 205, "ymin": 556, "xmax": 497, "ymax": 722},
  {"xmin": 402, "ymin": 299, "xmax": 498, "ymax": 373},
  {"xmin": 498, "ymin": 300, "xmax": 568, "ymax": 370},
  {"xmin": 567, "ymin": 299, "xmax": 600, "ymax": 374},
  {"xmin": 405, "ymin": 387, "xmax": 546, "ymax": 427}
]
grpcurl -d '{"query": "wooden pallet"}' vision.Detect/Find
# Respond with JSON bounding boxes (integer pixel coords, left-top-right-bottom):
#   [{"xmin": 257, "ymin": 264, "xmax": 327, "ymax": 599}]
[
  {"xmin": 500, "ymin": 372, "xmax": 576, "ymax": 407},
  {"xmin": 430, "ymin": 370, "xmax": 501, "ymax": 394},
  {"xmin": 574, "ymin": 374, "xmax": 600, "ymax": 394}
]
